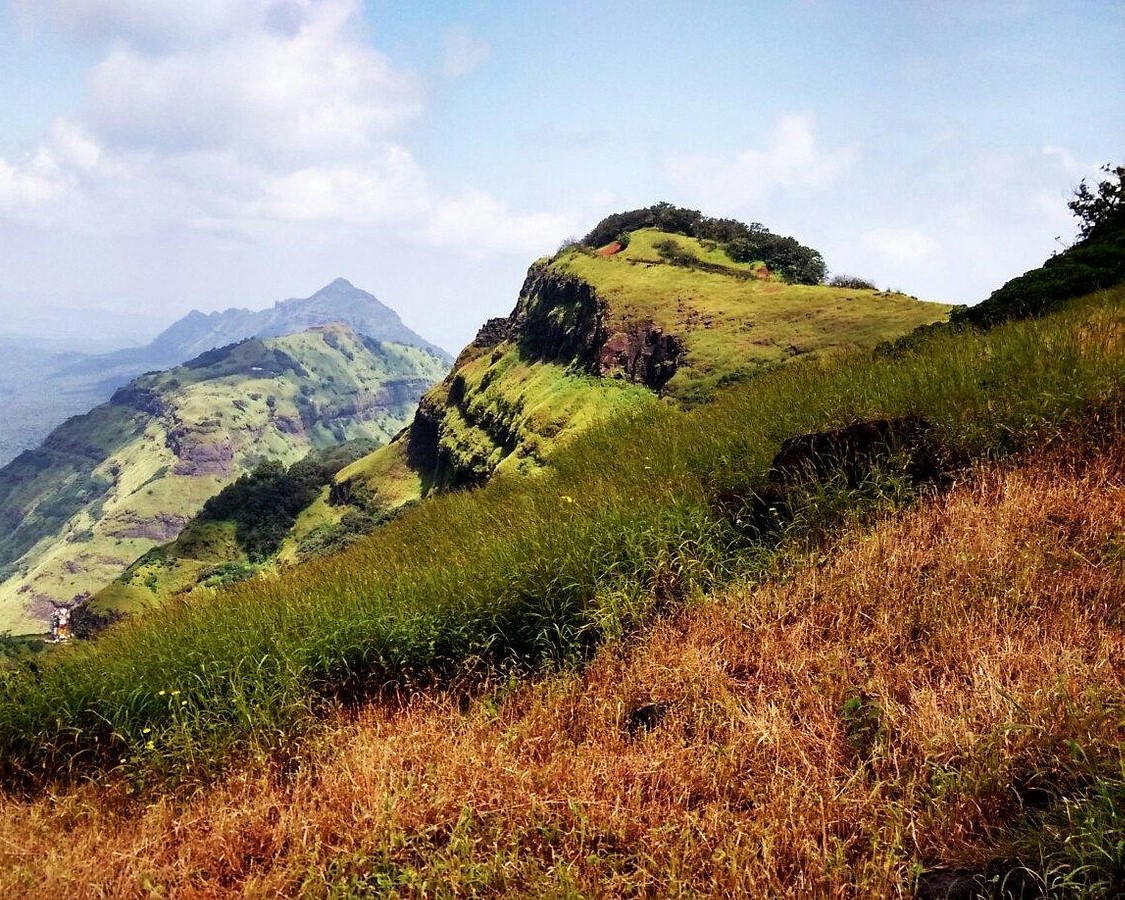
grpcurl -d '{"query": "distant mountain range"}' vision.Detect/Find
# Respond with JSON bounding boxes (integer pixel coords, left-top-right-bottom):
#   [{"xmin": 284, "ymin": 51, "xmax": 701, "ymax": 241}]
[
  {"xmin": 0, "ymin": 323, "xmax": 449, "ymax": 634},
  {"xmin": 60, "ymin": 277, "xmax": 451, "ymax": 385},
  {"xmin": 0, "ymin": 280, "xmax": 451, "ymax": 467}
]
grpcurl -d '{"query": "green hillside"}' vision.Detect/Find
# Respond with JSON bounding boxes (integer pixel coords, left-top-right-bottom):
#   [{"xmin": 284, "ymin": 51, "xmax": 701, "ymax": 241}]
[
  {"xmin": 0, "ymin": 192, "xmax": 1124, "ymax": 895},
  {"xmin": 0, "ymin": 325, "xmax": 447, "ymax": 634},
  {"xmin": 328, "ymin": 222, "xmax": 949, "ymax": 522},
  {"xmin": 99, "ymin": 216, "xmax": 949, "ymax": 609}
]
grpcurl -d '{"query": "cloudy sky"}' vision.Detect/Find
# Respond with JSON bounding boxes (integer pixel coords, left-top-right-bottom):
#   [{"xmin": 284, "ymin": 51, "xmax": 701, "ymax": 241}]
[{"xmin": 0, "ymin": 0, "xmax": 1121, "ymax": 353}]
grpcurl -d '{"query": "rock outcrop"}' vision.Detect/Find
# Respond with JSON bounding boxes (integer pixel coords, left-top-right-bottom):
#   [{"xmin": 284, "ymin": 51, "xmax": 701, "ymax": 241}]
[{"xmin": 400, "ymin": 263, "xmax": 687, "ymax": 491}]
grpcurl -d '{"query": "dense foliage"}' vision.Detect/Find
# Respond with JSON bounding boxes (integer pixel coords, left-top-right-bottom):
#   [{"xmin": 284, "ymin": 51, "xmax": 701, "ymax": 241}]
[
  {"xmin": 1069, "ymin": 163, "xmax": 1125, "ymax": 240},
  {"xmin": 198, "ymin": 439, "xmax": 379, "ymax": 561},
  {"xmin": 581, "ymin": 202, "xmax": 827, "ymax": 284},
  {"xmin": 828, "ymin": 274, "xmax": 877, "ymax": 290},
  {"xmin": 955, "ymin": 162, "xmax": 1125, "ymax": 329}
]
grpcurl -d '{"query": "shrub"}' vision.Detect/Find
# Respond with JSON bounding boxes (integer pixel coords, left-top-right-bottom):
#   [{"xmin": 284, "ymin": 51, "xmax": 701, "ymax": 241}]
[
  {"xmin": 829, "ymin": 274, "xmax": 877, "ymax": 290},
  {"xmin": 581, "ymin": 202, "xmax": 827, "ymax": 284}
]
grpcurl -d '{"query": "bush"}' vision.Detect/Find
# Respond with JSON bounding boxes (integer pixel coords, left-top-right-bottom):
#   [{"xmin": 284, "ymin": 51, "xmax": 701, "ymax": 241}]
[
  {"xmin": 581, "ymin": 202, "xmax": 827, "ymax": 285},
  {"xmin": 829, "ymin": 274, "xmax": 877, "ymax": 290}
]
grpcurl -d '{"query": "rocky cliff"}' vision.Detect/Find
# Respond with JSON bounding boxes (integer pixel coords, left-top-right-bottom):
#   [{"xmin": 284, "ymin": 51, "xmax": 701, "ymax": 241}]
[{"xmin": 333, "ymin": 227, "xmax": 950, "ymax": 516}]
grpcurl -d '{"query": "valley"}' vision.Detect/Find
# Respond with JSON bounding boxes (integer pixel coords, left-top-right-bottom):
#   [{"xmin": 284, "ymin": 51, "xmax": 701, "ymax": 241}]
[{"xmin": 0, "ymin": 324, "xmax": 447, "ymax": 634}]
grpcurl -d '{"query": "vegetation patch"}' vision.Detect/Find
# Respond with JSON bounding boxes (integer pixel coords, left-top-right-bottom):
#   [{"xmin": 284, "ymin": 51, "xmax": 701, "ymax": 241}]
[{"xmin": 0, "ymin": 435, "xmax": 1120, "ymax": 895}]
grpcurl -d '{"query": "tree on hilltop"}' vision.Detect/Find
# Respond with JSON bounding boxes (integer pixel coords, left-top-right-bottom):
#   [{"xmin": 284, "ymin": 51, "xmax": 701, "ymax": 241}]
[{"xmin": 1069, "ymin": 163, "xmax": 1124, "ymax": 241}]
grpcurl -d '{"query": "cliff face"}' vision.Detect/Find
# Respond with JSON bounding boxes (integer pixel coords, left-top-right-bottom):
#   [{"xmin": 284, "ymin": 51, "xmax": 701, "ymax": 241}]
[
  {"xmin": 400, "ymin": 263, "xmax": 683, "ymax": 491},
  {"xmin": 486, "ymin": 264, "xmax": 683, "ymax": 391}
]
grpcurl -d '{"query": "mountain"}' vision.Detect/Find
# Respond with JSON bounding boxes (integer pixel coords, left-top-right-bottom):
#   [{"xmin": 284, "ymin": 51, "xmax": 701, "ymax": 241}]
[
  {"xmin": 96, "ymin": 210, "xmax": 951, "ymax": 613},
  {"xmin": 325, "ymin": 220, "xmax": 951, "ymax": 521},
  {"xmin": 0, "ymin": 325, "xmax": 448, "ymax": 634},
  {"xmin": 59, "ymin": 277, "xmax": 452, "ymax": 384},
  {"xmin": 0, "ymin": 280, "xmax": 451, "ymax": 468},
  {"xmin": 3, "ymin": 200, "xmax": 1125, "ymax": 896}
]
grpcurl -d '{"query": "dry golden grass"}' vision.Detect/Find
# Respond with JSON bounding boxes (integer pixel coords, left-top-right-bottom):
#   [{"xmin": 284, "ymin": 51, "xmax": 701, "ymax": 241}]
[{"xmin": 1, "ymin": 437, "xmax": 1122, "ymax": 898}]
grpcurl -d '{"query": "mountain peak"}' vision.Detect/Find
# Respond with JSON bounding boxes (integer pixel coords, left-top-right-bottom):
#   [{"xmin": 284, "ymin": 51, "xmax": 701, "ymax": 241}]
[{"xmin": 310, "ymin": 277, "xmax": 363, "ymax": 300}]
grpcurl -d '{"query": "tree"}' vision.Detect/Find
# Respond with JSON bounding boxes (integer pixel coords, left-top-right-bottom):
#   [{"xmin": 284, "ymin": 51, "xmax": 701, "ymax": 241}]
[{"xmin": 1068, "ymin": 163, "xmax": 1124, "ymax": 240}]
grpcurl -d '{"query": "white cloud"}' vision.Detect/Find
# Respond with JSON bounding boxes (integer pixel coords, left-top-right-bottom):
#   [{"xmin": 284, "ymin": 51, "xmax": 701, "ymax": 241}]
[
  {"xmin": 442, "ymin": 27, "xmax": 491, "ymax": 80},
  {"xmin": 11, "ymin": 0, "xmax": 313, "ymax": 49},
  {"xmin": 0, "ymin": 150, "xmax": 72, "ymax": 220},
  {"xmin": 252, "ymin": 151, "xmax": 430, "ymax": 225},
  {"xmin": 425, "ymin": 190, "xmax": 577, "ymax": 255},
  {"xmin": 860, "ymin": 228, "xmax": 941, "ymax": 267},
  {"xmin": 666, "ymin": 113, "xmax": 860, "ymax": 208},
  {"xmin": 87, "ymin": 2, "xmax": 421, "ymax": 163},
  {"xmin": 0, "ymin": 0, "xmax": 573, "ymax": 264}
]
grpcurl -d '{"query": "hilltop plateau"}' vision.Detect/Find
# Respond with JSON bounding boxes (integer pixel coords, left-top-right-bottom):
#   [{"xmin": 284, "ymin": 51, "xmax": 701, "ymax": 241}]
[{"xmin": 295, "ymin": 213, "xmax": 949, "ymax": 563}]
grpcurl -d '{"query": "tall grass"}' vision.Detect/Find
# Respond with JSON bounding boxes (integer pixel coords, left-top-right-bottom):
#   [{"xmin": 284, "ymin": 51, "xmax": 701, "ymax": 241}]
[
  {"xmin": 0, "ymin": 289, "xmax": 1122, "ymax": 788},
  {"xmin": 2, "ymin": 434, "xmax": 1121, "ymax": 895}
]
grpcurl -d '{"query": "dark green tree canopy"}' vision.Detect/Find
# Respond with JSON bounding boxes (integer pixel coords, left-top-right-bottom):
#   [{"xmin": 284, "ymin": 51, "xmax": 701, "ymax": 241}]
[
  {"xmin": 953, "ymin": 161, "xmax": 1125, "ymax": 329},
  {"xmin": 1069, "ymin": 164, "xmax": 1125, "ymax": 241},
  {"xmin": 580, "ymin": 202, "xmax": 827, "ymax": 285}
]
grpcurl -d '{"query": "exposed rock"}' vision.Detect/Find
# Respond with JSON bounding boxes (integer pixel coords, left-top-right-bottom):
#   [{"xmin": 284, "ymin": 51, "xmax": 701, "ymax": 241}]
[
  {"xmin": 273, "ymin": 415, "xmax": 304, "ymax": 435},
  {"xmin": 712, "ymin": 416, "xmax": 949, "ymax": 537},
  {"xmin": 109, "ymin": 385, "xmax": 166, "ymax": 417},
  {"xmin": 770, "ymin": 416, "xmax": 944, "ymax": 486},
  {"xmin": 405, "ymin": 394, "xmax": 443, "ymax": 474},
  {"xmin": 106, "ymin": 512, "xmax": 190, "ymax": 542},
  {"xmin": 472, "ymin": 317, "xmax": 514, "ymax": 350},
  {"xmin": 510, "ymin": 263, "xmax": 683, "ymax": 391},
  {"xmin": 596, "ymin": 323, "xmax": 683, "ymax": 391},
  {"xmin": 625, "ymin": 701, "xmax": 668, "ymax": 735},
  {"xmin": 402, "ymin": 264, "xmax": 690, "ymax": 490},
  {"xmin": 167, "ymin": 428, "xmax": 235, "ymax": 477},
  {"xmin": 510, "ymin": 265, "xmax": 607, "ymax": 367},
  {"xmin": 913, "ymin": 863, "xmax": 1038, "ymax": 899}
]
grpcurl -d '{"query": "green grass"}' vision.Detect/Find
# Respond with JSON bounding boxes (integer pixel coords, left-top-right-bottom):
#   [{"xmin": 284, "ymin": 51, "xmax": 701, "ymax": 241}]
[
  {"xmin": 555, "ymin": 229, "xmax": 952, "ymax": 403},
  {"xmin": 0, "ymin": 286, "xmax": 1121, "ymax": 788},
  {"xmin": 426, "ymin": 345, "xmax": 659, "ymax": 485}
]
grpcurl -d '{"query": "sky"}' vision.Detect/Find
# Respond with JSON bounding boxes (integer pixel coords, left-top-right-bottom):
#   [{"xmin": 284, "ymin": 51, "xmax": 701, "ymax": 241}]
[{"xmin": 0, "ymin": 1, "xmax": 1121, "ymax": 354}]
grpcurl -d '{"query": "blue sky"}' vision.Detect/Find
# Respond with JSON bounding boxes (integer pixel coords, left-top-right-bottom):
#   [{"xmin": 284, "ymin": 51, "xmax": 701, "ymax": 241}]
[{"xmin": 0, "ymin": 1, "xmax": 1121, "ymax": 353}]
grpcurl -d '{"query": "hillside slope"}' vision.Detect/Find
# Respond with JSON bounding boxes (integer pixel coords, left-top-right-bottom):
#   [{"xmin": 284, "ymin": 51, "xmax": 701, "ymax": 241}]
[
  {"xmin": 0, "ymin": 325, "xmax": 447, "ymax": 634},
  {"xmin": 331, "ymin": 226, "xmax": 949, "ymax": 518},
  {"xmin": 3, "ymin": 435, "xmax": 1119, "ymax": 895}
]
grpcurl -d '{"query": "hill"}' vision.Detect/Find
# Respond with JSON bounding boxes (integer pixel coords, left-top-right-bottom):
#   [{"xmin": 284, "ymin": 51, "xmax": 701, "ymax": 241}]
[
  {"xmin": 0, "ymin": 279, "xmax": 451, "ymax": 468},
  {"xmin": 0, "ymin": 325, "xmax": 447, "ymax": 634},
  {"xmin": 319, "ymin": 224, "xmax": 948, "ymax": 527},
  {"xmin": 2, "ymin": 200, "xmax": 1122, "ymax": 895},
  {"xmin": 102, "ymin": 218, "xmax": 950, "ymax": 609}
]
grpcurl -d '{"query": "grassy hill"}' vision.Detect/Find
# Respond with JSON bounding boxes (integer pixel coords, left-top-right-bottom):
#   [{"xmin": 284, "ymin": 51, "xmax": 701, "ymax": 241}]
[
  {"xmin": 0, "ymin": 200, "xmax": 1122, "ymax": 895},
  {"xmin": 98, "ymin": 220, "xmax": 948, "ymax": 610},
  {"xmin": 0, "ymin": 325, "xmax": 447, "ymax": 634},
  {"xmin": 325, "ymin": 225, "xmax": 948, "ymax": 522}
]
